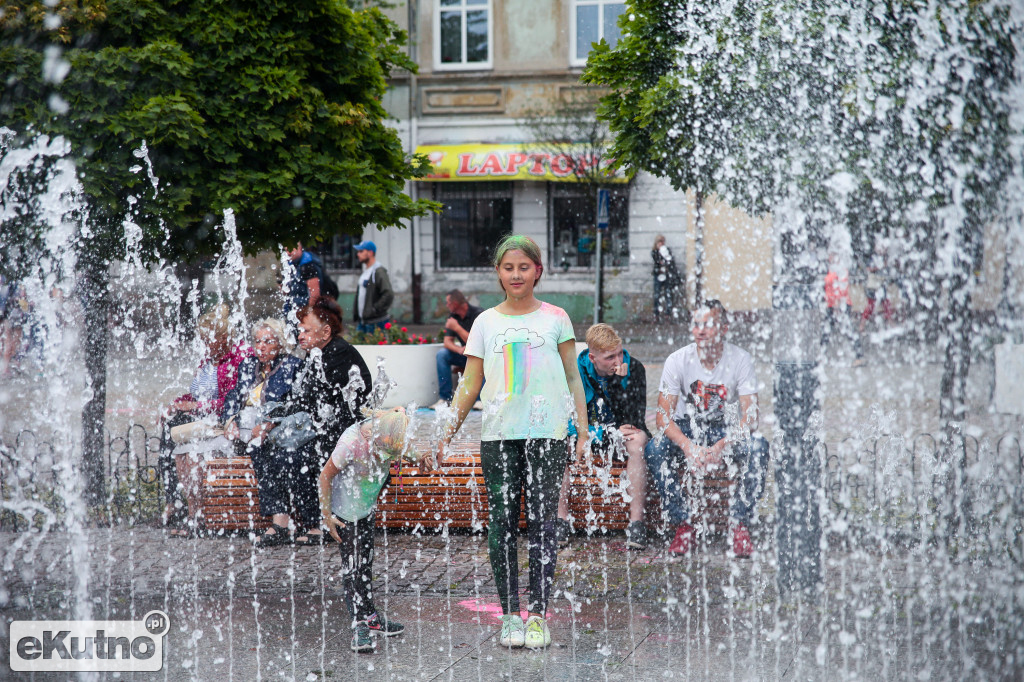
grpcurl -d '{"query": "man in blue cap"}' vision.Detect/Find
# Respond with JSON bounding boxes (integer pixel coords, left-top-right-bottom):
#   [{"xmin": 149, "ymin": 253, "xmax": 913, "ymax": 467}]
[{"xmin": 353, "ymin": 240, "xmax": 393, "ymax": 333}]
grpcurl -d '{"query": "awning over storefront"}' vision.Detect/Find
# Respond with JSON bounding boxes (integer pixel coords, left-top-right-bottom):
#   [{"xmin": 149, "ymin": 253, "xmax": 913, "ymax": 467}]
[{"xmin": 415, "ymin": 143, "xmax": 627, "ymax": 183}]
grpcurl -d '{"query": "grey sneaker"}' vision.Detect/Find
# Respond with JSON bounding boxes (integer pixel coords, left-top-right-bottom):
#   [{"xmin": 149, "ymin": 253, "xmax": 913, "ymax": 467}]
[
  {"xmin": 625, "ymin": 520, "xmax": 648, "ymax": 549},
  {"xmin": 555, "ymin": 518, "xmax": 571, "ymax": 547},
  {"xmin": 524, "ymin": 615, "xmax": 551, "ymax": 649},
  {"xmin": 351, "ymin": 621, "xmax": 374, "ymax": 652},
  {"xmin": 499, "ymin": 614, "xmax": 525, "ymax": 648}
]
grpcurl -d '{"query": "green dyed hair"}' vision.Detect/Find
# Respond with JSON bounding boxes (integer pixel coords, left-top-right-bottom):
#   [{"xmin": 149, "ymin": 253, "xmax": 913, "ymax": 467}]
[{"xmin": 492, "ymin": 234, "xmax": 544, "ymax": 290}]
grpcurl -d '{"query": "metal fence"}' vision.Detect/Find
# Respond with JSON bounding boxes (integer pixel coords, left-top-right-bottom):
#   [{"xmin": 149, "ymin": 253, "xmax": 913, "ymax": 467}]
[{"xmin": 0, "ymin": 425, "xmax": 165, "ymax": 531}]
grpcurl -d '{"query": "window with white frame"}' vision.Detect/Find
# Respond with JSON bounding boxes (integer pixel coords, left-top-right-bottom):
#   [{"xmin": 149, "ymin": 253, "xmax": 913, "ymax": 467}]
[
  {"xmin": 572, "ymin": 0, "xmax": 626, "ymax": 66},
  {"xmin": 435, "ymin": 0, "xmax": 492, "ymax": 70}
]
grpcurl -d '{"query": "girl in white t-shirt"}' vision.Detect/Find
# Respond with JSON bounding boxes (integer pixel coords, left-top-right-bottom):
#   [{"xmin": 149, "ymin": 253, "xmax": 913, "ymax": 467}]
[{"xmin": 427, "ymin": 235, "xmax": 588, "ymax": 650}]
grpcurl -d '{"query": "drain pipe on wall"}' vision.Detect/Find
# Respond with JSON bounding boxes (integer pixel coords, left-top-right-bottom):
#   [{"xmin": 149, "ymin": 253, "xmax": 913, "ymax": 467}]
[{"xmin": 408, "ymin": 0, "xmax": 422, "ymax": 323}]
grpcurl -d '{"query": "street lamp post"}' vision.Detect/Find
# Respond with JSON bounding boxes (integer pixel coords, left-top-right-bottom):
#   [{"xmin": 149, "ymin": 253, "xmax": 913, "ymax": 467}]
[{"xmin": 594, "ymin": 188, "xmax": 610, "ymax": 324}]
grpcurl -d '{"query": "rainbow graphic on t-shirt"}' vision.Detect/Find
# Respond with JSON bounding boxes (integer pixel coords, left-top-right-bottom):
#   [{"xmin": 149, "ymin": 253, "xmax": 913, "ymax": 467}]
[
  {"xmin": 492, "ymin": 328, "xmax": 545, "ymax": 396},
  {"xmin": 503, "ymin": 342, "xmax": 530, "ymax": 394}
]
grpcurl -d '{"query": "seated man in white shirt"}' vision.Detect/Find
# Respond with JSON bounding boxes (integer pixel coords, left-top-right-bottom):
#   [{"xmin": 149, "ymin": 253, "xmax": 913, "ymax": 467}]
[{"xmin": 644, "ymin": 300, "xmax": 769, "ymax": 558}]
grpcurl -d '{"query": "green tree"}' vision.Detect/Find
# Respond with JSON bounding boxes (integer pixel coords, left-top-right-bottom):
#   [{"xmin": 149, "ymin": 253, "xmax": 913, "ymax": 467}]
[{"xmin": 1, "ymin": 0, "xmax": 436, "ymax": 504}]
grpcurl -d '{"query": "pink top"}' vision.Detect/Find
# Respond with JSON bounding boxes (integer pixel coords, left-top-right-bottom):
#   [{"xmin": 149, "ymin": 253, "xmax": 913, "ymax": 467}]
[
  {"xmin": 825, "ymin": 270, "xmax": 850, "ymax": 308},
  {"xmin": 175, "ymin": 342, "xmax": 254, "ymax": 415}
]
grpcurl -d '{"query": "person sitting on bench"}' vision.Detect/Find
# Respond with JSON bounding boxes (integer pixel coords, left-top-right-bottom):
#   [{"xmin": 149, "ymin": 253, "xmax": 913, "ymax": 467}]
[
  {"xmin": 159, "ymin": 304, "xmax": 251, "ymax": 536},
  {"xmin": 432, "ymin": 289, "xmax": 483, "ymax": 410},
  {"xmin": 556, "ymin": 323, "xmax": 651, "ymax": 549},
  {"xmin": 644, "ymin": 299, "xmax": 769, "ymax": 558}
]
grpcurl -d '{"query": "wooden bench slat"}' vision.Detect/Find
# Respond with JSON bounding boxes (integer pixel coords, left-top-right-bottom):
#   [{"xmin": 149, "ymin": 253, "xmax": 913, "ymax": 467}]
[{"xmin": 176, "ymin": 438, "xmax": 732, "ymax": 533}]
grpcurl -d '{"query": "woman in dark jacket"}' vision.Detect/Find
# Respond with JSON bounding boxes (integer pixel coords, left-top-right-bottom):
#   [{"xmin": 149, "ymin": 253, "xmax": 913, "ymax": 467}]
[
  {"xmin": 651, "ymin": 235, "xmax": 682, "ymax": 323},
  {"xmin": 253, "ymin": 300, "xmax": 372, "ymax": 547}
]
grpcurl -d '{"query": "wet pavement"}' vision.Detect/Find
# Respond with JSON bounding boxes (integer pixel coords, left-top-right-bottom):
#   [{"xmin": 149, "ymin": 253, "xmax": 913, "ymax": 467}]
[{"xmin": 0, "ymin": 521, "xmax": 1014, "ymax": 680}]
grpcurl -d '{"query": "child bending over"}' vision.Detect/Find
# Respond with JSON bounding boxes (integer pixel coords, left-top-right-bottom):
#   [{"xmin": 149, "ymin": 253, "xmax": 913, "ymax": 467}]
[{"xmin": 319, "ymin": 407, "xmax": 413, "ymax": 652}]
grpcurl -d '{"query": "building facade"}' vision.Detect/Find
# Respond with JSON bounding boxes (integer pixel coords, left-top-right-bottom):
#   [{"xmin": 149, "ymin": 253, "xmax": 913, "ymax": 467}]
[
  {"xmin": 314, "ymin": 0, "xmax": 774, "ymax": 326},
  {"xmin": 313, "ymin": 1, "xmax": 1016, "ymax": 327}
]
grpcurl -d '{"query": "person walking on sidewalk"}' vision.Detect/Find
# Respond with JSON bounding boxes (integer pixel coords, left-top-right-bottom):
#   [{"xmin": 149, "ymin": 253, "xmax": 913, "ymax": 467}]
[
  {"xmin": 555, "ymin": 323, "xmax": 650, "ymax": 549},
  {"xmin": 822, "ymin": 252, "xmax": 857, "ymax": 357},
  {"xmin": 425, "ymin": 235, "xmax": 588, "ymax": 650},
  {"xmin": 651, "ymin": 235, "xmax": 682, "ymax": 323},
  {"xmin": 854, "ymin": 243, "xmax": 893, "ymax": 366},
  {"xmin": 352, "ymin": 240, "xmax": 394, "ymax": 333},
  {"xmin": 644, "ymin": 300, "xmax": 769, "ymax": 558},
  {"xmin": 282, "ymin": 243, "xmax": 336, "ymax": 328},
  {"xmin": 431, "ymin": 289, "xmax": 483, "ymax": 410}
]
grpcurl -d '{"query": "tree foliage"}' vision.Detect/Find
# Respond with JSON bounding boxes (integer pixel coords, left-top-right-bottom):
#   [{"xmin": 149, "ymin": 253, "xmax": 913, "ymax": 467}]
[
  {"xmin": 584, "ymin": 0, "xmax": 1019, "ymax": 247},
  {"xmin": 1, "ymin": 0, "xmax": 436, "ymax": 505},
  {"xmin": 1, "ymin": 0, "xmax": 435, "ymax": 259}
]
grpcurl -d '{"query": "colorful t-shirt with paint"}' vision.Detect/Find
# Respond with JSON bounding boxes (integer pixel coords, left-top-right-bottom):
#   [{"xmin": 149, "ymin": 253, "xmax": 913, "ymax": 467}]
[
  {"xmin": 328, "ymin": 422, "xmax": 398, "ymax": 522},
  {"xmin": 464, "ymin": 302, "xmax": 576, "ymax": 441}
]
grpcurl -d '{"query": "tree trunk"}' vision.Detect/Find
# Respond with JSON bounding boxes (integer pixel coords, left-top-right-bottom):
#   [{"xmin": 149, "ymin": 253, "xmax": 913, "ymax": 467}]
[
  {"xmin": 694, "ymin": 190, "xmax": 705, "ymax": 307},
  {"xmin": 937, "ymin": 237, "xmax": 979, "ymax": 546},
  {"xmin": 79, "ymin": 248, "xmax": 109, "ymax": 508}
]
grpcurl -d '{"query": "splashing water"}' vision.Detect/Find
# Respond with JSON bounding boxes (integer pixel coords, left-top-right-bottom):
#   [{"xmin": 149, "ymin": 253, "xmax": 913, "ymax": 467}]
[{"xmin": 2, "ymin": 3, "xmax": 1024, "ymax": 678}]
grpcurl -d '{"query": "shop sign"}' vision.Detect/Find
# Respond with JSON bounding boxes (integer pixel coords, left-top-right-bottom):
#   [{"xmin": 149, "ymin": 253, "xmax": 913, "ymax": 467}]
[{"xmin": 415, "ymin": 143, "xmax": 627, "ymax": 183}]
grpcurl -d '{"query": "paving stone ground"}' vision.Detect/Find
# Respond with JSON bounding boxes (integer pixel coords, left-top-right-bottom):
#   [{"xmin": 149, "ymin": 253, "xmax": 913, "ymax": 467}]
[{"xmin": 1, "ymin": 521, "xmax": 1018, "ymax": 681}]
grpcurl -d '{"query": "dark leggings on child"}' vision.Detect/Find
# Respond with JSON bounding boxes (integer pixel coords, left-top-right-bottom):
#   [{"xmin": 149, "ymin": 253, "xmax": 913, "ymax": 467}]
[
  {"xmin": 480, "ymin": 438, "xmax": 568, "ymax": 616},
  {"xmin": 338, "ymin": 512, "xmax": 377, "ymax": 623}
]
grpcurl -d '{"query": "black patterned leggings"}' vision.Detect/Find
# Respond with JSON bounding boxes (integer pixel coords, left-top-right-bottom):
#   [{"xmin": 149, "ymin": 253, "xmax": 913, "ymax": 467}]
[
  {"xmin": 480, "ymin": 438, "xmax": 568, "ymax": 616},
  {"xmin": 338, "ymin": 512, "xmax": 377, "ymax": 624}
]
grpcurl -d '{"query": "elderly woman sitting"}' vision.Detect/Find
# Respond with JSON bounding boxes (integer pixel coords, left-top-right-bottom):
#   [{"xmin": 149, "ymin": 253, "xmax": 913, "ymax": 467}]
[
  {"xmin": 253, "ymin": 299, "xmax": 372, "ymax": 547},
  {"xmin": 221, "ymin": 318, "xmax": 302, "ymax": 436},
  {"xmin": 160, "ymin": 304, "xmax": 252, "ymax": 534},
  {"xmin": 219, "ymin": 319, "xmax": 302, "ymax": 535}
]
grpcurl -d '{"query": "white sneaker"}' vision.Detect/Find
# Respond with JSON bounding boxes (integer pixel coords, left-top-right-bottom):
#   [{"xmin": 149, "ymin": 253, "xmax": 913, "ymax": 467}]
[
  {"xmin": 429, "ymin": 399, "xmax": 449, "ymax": 411},
  {"xmin": 523, "ymin": 615, "xmax": 551, "ymax": 649},
  {"xmin": 499, "ymin": 614, "xmax": 525, "ymax": 648},
  {"xmin": 472, "ymin": 400, "xmax": 484, "ymax": 411}
]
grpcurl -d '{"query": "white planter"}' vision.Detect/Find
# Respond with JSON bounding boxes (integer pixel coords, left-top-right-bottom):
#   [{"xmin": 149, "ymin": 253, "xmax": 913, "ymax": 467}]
[
  {"xmin": 995, "ymin": 343, "xmax": 1024, "ymax": 415},
  {"xmin": 354, "ymin": 343, "xmax": 442, "ymax": 409},
  {"xmin": 354, "ymin": 341, "xmax": 589, "ymax": 409}
]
